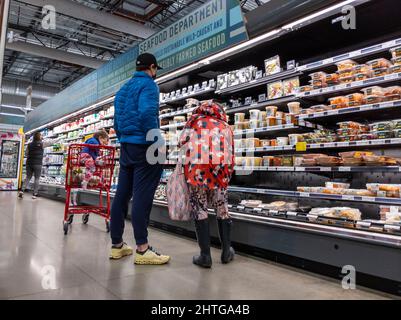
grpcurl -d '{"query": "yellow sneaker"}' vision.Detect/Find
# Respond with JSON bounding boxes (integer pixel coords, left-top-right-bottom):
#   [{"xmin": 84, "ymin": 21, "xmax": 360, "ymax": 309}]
[
  {"xmin": 109, "ymin": 243, "xmax": 134, "ymax": 260},
  {"xmin": 134, "ymin": 246, "xmax": 170, "ymax": 265}
]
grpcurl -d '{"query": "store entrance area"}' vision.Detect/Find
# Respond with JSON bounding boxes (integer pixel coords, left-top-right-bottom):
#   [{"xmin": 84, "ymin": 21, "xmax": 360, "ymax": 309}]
[{"xmin": 0, "ymin": 192, "xmax": 393, "ymax": 300}]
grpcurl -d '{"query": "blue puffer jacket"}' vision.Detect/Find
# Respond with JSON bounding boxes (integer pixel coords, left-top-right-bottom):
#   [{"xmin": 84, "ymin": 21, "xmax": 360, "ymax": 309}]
[
  {"xmin": 114, "ymin": 71, "xmax": 162, "ymax": 145},
  {"xmin": 82, "ymin": 137, "xmax": 100, "ymax": 159}
]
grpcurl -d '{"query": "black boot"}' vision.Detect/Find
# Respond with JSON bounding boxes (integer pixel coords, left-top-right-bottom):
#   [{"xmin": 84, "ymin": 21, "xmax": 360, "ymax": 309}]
[
  {"xmin": 193, "ymin": 219, "xmax": 212, "ymax": 268},
  {"xmin": 217, "ymin": 219, "xmax": 235, "ymax": 264}
]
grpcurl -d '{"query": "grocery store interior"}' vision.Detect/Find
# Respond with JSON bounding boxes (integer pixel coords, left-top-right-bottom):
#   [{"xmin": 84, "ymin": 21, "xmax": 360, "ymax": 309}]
[{"xmin": 1, "ymin": 0, "xmax": 401, "ymax": 300}]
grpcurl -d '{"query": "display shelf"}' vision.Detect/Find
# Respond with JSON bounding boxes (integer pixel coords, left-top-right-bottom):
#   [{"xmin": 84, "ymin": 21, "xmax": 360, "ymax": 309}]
[
  {"xmin": 160, "ymin": 122, "xmax": 186, "ymax": 130},
  {"xmin": 233, "ymin": 121, "xmax": 321, "ymax": 138},
  {"xmin": 226, "ymin": 95, "xmax": 296, "ymax": 114},
  {"xmin": 298, "ymin": 37, "xmax": 401, "ymax": 72},
  {"xmin": 215, "ymin": 69, "xmax": 302, "ymax": 95},
  {"xmin": 228, "ymin": 186, "xmax": 401, "ymax": 206},
  {"xmin": 159, "ymin": 107, "xmax": 197, "ymax": 119},
  {"xmin": 298, "ymin": 99, "xmax": 401, "ymax": 123},
  {"xmin": 160, "ymin": 87, "xmax": 215, "ymax": 106},
  {"xmin": 297, "ymin": 72, "xmax": 401, "ymax": 99},
  {"xmin": 235, "ymin": 138, "xmax": 401, "ymax": 154},
  {"xmin": 234, "ymin": 166, "xmax": 401, "ymax": 173}
]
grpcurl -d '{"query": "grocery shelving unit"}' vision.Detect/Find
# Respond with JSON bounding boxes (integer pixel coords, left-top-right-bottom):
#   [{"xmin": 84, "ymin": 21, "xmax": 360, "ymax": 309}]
[{"xmin": 22, "ymin": 0, "xmax": 401, "ymax": 295}]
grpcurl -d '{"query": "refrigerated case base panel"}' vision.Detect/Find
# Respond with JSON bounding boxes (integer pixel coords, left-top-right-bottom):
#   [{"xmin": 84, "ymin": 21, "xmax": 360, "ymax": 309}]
[{"xmin": 35, "ymin": 183, "xmax": 401, "ymax": 296}]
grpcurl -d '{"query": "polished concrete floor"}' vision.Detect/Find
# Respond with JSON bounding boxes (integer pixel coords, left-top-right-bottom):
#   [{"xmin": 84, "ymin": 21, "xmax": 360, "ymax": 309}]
[{"xmin": 0, "ymin": 191, "xmax": 396, "ymax": 300}]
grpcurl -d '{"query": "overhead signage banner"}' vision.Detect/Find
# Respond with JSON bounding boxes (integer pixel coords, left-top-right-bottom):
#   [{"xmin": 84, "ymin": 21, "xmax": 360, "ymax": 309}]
[{"xmin": 24, "ymin": 0, "xmax": 248, "ymax": 132}]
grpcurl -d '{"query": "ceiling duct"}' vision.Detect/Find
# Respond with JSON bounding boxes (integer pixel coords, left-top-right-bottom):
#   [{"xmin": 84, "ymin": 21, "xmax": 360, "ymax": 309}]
[{"xmin": 2, "ymin": 79, "xmax": 58, "ymax": 100}]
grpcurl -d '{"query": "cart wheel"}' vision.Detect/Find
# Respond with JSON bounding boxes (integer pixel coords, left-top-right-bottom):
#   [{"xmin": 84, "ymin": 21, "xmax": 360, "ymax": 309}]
[
  {"xmin": 82, "ymin": 214, "xmax": 89, "ymax": 224},
  {"xmin": 63, "ymin": 222, "xmax": 69, "ymax": 235},
  {"xmin": 67, "ymin": 214, "xmax": 74, "ymax": 224},
  {"xmin": 105, "ymin": 220, "xmax": 110, "ymax": 233}
]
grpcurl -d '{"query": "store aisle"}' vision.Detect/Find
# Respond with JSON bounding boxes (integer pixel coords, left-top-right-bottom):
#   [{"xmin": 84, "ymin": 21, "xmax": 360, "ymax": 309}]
[{"xmin": 0, "ymin": 192, "xmax": 395, "ymax": 300}]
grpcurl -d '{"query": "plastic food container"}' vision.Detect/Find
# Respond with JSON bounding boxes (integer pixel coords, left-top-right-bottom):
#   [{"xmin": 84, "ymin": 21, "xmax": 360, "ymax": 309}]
[
  {"xmin": 309, "ymin": 71, "xmax": 328, "ymax": 80},
  {"xmin": 367, "ymin": 58, "xmax": 392, "ymax": 69},
  {"xmin": 393, "ymin": 129, "xmax": 401, "ymax": 138},
  {"xmin": 299, "ymin": 85, "xmax": 313, "ymax": 92},
  {"xmin": 287, "ymin": 102, "xmax": 301, "ymax": 114},
  {"xmin": 385, "ymin": 86, "xmax": 401, "ymax": 95},
  {"xmin": 353, "ymin": 64, "xmax": 372, "ymax": 73},
  {"xmin": 258, "ymin": 111, "xmax": 267, "ymax": 121},
  {"xmin": 335, "ymin": 59, "xmax": 357, "ymax": 71},
  {"xmin": 346, "ymin": 93, "xmax": 365, "ymax": 103},
  {"xmin": 277, "ymin": 137, "xmax": 289, "ymax": 146},
  {"xmin": 390, "ymin": 46, "xmax": 401, "ymax": 59},
  {"xmin": 373, "ymin": 68, "xmax": 389, "ymax": 77},
  {"xmin": 392, "ymin": 57, "xmax": 401, "ymax": 65},
  {"xmin": 339, "ymin": 75, "xmax": 355, "ymax": 83},
  {"xmin": 285, "ymin": 114, "xmax": 296, "ymax": 124},
  {"xmin": 392, "ymin": 119, "xmax": 401, "ymax": 129},
  {"xmin": 263, "ymin": 156, "xmax": 274, "ymax": 166},
  {"xmin": 326, "ymin": 73, "xmax": 339, "ymax": 84},
  {"xmin": 234, "ymin": 122, "xmax": 249, "ymax": 130},
  {"xmin": 374, "ymin": 131, "xmax": 393, "ymax": 139},
  {"xmin": 249, "ymin": 157, "xmax": 263, "ymax": 167},
  {"xmin": 246, "ymin": 138, "xmax": 261, "ymax": 148},
  {"xmin": 359, "ymin": 133, "xmax": 376, "ymax": 140},
  {"xmin": 389, "ymin": 64, "xmax": 401, "ymax": 74},
  {"xmin": 337, "ymin": 121, "xmax": 364, "ymax": 129},
  {"xmin": 365, "ymin": 95, "xmax": 384, "ymax": 104},
  {"xmin": 288, "ymin": 134, "xmax": 303, "ymax": 145},
  {"xmin": 265, "ymin": 106, "xmax": 277, "ymax": 117},
  {"xmin": 370, "ymin": 121, "xmax": 392, "ymax": 131},
  {"xmin": 234, "ymin": 113, "xmax": 246, "ymax": 123},
  {"xmin": 361, "ymin": 86, "xmax": 385, "ymax": 96},
  {"xmin": 270, "ymin": 139, "xmax": 278, "ymax": 147},
  {"xmin": 261, "ymin": 140, "xmax": 270, "ymax": 147},
  {"xmin": 249, "ymin": 120, "xmax": 259, "ymax": 129},
  {"xmin": 273, "ymin": 157, "xmax": 283, "ymax": 166},
  {"xmin": 258, "ymin": 121, "xmax": 267, "ymax": 128},
  {"xmin": 309, "ymin": 79, "xmax": 327, "ymax": 87},
  {"xmin": 266, "ymin": 117, "xmax": 276, "ymax": 126},
  {"xmin": 329, "ymin": 96, "xmax": 349, "ymax": 107},
  {"xmin": 281, "ymin": 156, "xmax": 294, "ymax": 166},
  {"xmin": 249, "ymin": 109, "xmax": 261, "ymax": 120},
  {"xmin": 234, "ymin": 157, "xmax": 243, "ymax": 166},
  {"xmin": 337, "ymin": 69, "xmax": 355, "ymax": 77},
  {"xmin": 325, "ymin": 182, "xmax": 350, "ymax": 189},
  {"xmin": 354, "ymin": 73, "xmax": 372, "ymax": 81},
  {"xmin": 275, "ymin": 117, "xmax": 285, "ymax": 126},
  {"xmin": 384, "ymin": 94, "xmax": 401, "ymax": 102}
]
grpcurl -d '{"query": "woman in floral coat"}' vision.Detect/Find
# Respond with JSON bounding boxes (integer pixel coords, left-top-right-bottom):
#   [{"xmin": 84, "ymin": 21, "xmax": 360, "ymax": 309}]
[{"xmin": 179, "ymin": 100, "xmax": 234, "ymax": 268}]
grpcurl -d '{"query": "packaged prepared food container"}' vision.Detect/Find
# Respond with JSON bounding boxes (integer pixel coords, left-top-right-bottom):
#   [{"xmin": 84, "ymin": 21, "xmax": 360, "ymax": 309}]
[
  {"xmin": 328, "ymin": 96, "xmax": 349, "ymax": 107},
  {"xmin": 366, "ymin": 58, "xmax": 392, "ymax": 69},
  {"xmin": 392, "ymin": 119, "xmax": 401, "ymax": 129},
  {"xmin": 392, "ymin": 57, "xmax": 401, "ymax": 65},
  {"xmin": 249, "ymin": 119, "xmax": 259, "ymax": 129},
  {"xmin": 264, "ymin": 55, "xmax": 281, "ymax": 75},
  {"xmin": 354, "ymin": 73, "xmax": 371, "ymax": 81},
  {"xmin": 348, "ymin": 100, "xmax": 364, "ymax": 107},
  {"xmin": 173, "ymin": 116, "xmax": 186, "ymax": 123},
  {"xmin": 258, "ymin": 121, "xmax": 267, "ymax": 128},
  {"xmin": 234, "ymin": 122, "xmax": 249, "ymax": 131},
  {"xmin": 346, "ymin": 93, "xmax": 365, "ymax": 103},
  {"xmin": 384, "ymin": 94, "xmax": 401, "ymax": 102},
  {"xmin": 316, "ymin": 156, "xmax": 342, "ymax": 166},
  {"xmin": 393, "ymin": 129, "xmax": 401, "ymax": 138},
  {"xmin": 325, "ymin": 182, "xmax": 350, "ymax": 189},
  {"xmin": 265, "ymin": 106, "xmax": 278, "ymax": 117},
  {"xmin": 283, "ymin": 77, "xmax": 300, "ymax": 95},
  {"xmin": 309, "ymin": 71, "xmax": 327, "ymax": 80},
  {"xmin": 385, "ymin": 86, "xmax": 401, "ymax": 95},
  {"xmin": 359, "ymin": 133, "xmax": 377, "ymax": 140},
  {"xmin": 309, "ymin": 79, "xmax": 327, "ymax": 87},
  {"xmin": 258, "ymin": 111, "xmax": 267, "ymax": 121},
  {"xmin": 342, "ymin": 157, "xmax": 364, "ymax": 166},
  {"xmin": 246, "ymin": 138, "xmax": 261, "ymax": 148},
  {"xmin": 337, "ymin": 69, "xmax": 355, "ymax": 77},
  {"xmin": 249, "ymin": 157, "xmax": 263, "ymax": 167},
  {"xmin": 277, "ymin": 137, "xmax": 289, "ymax": 146},
  {"xmin": 339, "ymin": 151, "xmax": 373, "ymax": 158},
  {"xmin": 285, "ymin": 113, "xmax": 296, "ymax": 124},
  {"xmin": 361, "ymin": 86, "xmax": 385, "ymax": 96},
  {"xmin": 335, "ymin": 59, "xmax": 357, "ymax": 71},
  {"xmin": 338, "ymin": 75, "xmax": 355, "ymax": 83},
  {"xmin": 365, "ymin": 95, "xmax": 384, "ymax": 104},
  {"xmin": 337, "ymin": 121, "xmax": 364, "ymax": 129},
  {"xmin": 273, "ymin": 157, "xmax": 283, "ymax": 166},
  {"xmin": 299, "ymin": 85, "xmax": 313, "ymax": 92},
  {"xmin": 390, "ymin": 46, "xmax": 401, "ymax": 59},
  {"xmin": 287, "ymin": 102, "xmax": 301, "ymax": 114},
  {"xmin": 326, "ymin": 73, "xmax": 339, "ymax": 84},
  {"xmin": 276, "ymin": 118, "xmax": 285, "ymax": 126},
  {"xmin": 234, "ymin": 113, "xmax": 246, "ymax": 123},
  {"xmin": 389, "ymin": 64, "xmax": 401, "ymax": 74},
  {"xmin": 270, "ymin": 139, "xmax": 278, "ymax": 147},
  {"xmin": 276, "ymin": 111, "xmax": 284, "ymax": 118},
  {"xmin": 267, "ymin": 81, "xmax": 283, "ymax": 100},
  {"xmin": 266, "ymin": 116, "xmax": 276, "ymax": 126},
  {"xmin": 234, "ymin": 157, "xmax": 243, "ymax": 166},
  {"xmin": 370, "ymin": 121, "xmax": 393, "ymax": 131},
  {"xmin": 240, "ymin": 199, "xmax": 263, "ymax": 208},
  {"xmin": 353, "ymin": 64, "xmax": 372, "ymax": 73},
  {"xmin": 374, "ymin": 130, "xmax": 393, "ymax": 139},
  {"xmin": 249, "ymin": 109, "xmax": 261, "ymax": 120},
  {"xmin": 288, "ymin": 134, "xmax": 303, "ymax": 145},
  {"xmin": 281, "ymin": 155, "xmax": 294, "ymax": 166},
  {"xmin": 261, "ymin": 140, "xmax": 270, "ymax": 147},
  {"xmin": 263, "ymin": 156, "xmax": 274, "ymax": 166},
  {"xmin": 373, "ymin": 67, "xmax": 389, "ymax": 77}
]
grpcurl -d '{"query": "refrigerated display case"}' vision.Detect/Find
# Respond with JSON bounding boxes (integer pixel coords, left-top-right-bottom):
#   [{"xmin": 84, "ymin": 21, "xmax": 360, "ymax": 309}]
[
  {"xmin": 21, "ymin": 0, "xmax": 401, "ymax": 295},
  {"xmin": 0, "ymin": 132, "xmax": 23, "ymax": 190}
]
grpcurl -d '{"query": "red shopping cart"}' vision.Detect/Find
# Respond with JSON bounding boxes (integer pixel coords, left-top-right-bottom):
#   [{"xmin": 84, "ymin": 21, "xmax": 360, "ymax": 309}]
[{"xmin": 63, "ymin": 144, "xmax": 115, "ymax": 235}]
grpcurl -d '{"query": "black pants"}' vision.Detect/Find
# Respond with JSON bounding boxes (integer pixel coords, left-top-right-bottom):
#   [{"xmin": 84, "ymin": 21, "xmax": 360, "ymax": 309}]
[
  {"xmin": 23, "ymin": 163, "xmax": 42, "ymax": 195},
  {"xmin": 110, "ymin": 143, "xmax": 162, "ymax": 245}
]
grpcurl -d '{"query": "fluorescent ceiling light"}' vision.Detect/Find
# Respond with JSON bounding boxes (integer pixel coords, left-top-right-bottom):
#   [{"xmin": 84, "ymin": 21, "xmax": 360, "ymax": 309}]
[{"xmin": 0, "ymin": 112, "xmax": 25, "ymax": 118}]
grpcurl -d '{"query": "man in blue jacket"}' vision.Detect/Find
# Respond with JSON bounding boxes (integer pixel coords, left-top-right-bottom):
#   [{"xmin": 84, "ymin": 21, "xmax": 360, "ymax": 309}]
[{"xmin": 109, "ymin": 53, "xmax": 170, "ymax": 265}]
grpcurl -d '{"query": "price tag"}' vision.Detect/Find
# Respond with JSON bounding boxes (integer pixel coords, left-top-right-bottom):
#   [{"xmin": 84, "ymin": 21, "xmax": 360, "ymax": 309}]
[
  {"xmin": 237, "ymin": 206, "xmax": 245, "ymax": 211},
  {"xmin": 337, "ymin": 84, "xmax": 347, "ymax": 90},
  {"xmin": 299, "ymin": 192, "xmax": 310, "ymax": 197},
  {"xmin": 286, "ymin": 211, "xmax": 298, "ymax": 216},
  {"xmin": 362, "ymin": 196, "xmax": 374, "ymax": 202},
  {"xmin": 295, "ymin": 167, "xmax": 305, "ymax": 171},
  {"xmin": 281, "ymin": 167, "xmax": 293, "ymax": 171},
  {"xmin": 320, "ymin": 167, "xmax": 332, "ymax": 172},
  {"xmin": 307, "ymin": 214, "xmax": 318, "ymax": 220},
  {"xmin": 296, "ymin": 142, "xmax": 307, "ymax": 152},
  {"xmin": 384, "ymin": 224, "xmax": 401, "ymax": 231},
  {"xmin": 270, "ymin": 210, "xmax": 279, "ymax": 215},
  {"xmin": 357, "ymin": 221, "xmax": 371, "ymax": 228},
  {"xmin": 339, "ymin": 167, "xmax": 351, "ymax": 172},
  {"xmin": 337, "ymin": 142, "xmax": 349, "ymax": 147},
  {"xmin": 342, "ymin": 195, "xmax": 355, "ymax": 201},
  {"xmin": 253, "ymin": 207, "xmax": 263, "ymax": 212}
]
